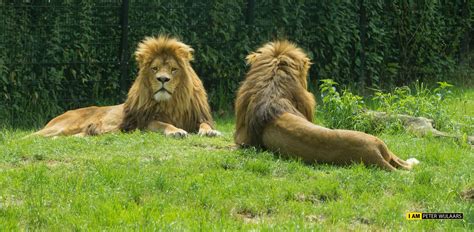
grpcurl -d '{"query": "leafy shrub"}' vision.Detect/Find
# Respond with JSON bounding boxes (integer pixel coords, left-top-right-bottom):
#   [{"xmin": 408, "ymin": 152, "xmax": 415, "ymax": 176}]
[
  {"xmin": 319, "ymin": 79, "xmax": 376, "ymax": 132},
  {"xmin": 372, "ymin": 81, "xmax": 454, "ymax": 131},
  {"xmin": 320, "ymin": 79, "xmax": 457, "ymax": 134}
]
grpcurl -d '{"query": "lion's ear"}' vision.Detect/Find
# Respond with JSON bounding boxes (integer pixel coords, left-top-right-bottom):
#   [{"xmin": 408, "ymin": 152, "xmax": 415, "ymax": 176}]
[
  {"xmin": 134, "ymin": 46, "xmax": 148, "ymax": 68},
  {"xmin": 302, "ymin": 57, "xmax": 312, "ymax": 71},
  {"xmin": 245, "ymin": 52, "xmax": 260, "ymax": 65},
  {"xmin": 176, "ymin": 42, "xmax": 194, "ymax": 62}
]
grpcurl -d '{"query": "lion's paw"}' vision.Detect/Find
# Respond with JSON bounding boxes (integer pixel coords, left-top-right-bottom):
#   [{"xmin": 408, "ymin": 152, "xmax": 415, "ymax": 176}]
[
  {"xmin": 198, "ymin": 129, "xmax": 222, "ymax": 137},
  {"xmin": 165, "ymin": 128, "xmax": 188, "ymax": 138}
]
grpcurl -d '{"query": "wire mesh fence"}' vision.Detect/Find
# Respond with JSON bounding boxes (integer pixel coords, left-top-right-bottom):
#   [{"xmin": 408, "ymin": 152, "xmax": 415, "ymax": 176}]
[{"xmin": 0, "ymin": 0, "xmax": 471, "ymax": 128}]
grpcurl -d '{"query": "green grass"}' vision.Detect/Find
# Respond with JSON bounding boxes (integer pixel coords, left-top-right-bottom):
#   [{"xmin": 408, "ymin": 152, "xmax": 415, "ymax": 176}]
[
  {"xmin": 0, "ymin": 90, "xmax": 473, "ymax": 231},
  {"xmin": 445, "ymin": 88, "xmax": 474, "ymax": 123}
]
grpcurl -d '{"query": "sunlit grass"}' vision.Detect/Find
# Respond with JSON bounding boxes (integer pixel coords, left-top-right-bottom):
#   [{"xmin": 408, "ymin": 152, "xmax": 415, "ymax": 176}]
[{"xmin": 0, "ymin": 90, "xmax": 472, "ymax": 230}]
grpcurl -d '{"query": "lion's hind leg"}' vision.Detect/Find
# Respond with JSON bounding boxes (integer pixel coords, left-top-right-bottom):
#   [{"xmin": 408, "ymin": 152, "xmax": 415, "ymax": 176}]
[
  {"xmin": 31, "ymin": 120, "xmax": 90, "ymax": 138},
  {"xmin": 32, "ymin": 126, "xmax": 84, "ymax": 138}
]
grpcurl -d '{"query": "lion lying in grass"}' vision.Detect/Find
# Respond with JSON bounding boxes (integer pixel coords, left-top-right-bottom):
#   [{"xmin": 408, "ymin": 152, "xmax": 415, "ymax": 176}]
[
  {"xmin": 235, "ymin": 40, "xmax": 419, "ymax": 171},
  {"xmin": 33, "ymin": 35, "xmax": 220, "ymax": 138}
]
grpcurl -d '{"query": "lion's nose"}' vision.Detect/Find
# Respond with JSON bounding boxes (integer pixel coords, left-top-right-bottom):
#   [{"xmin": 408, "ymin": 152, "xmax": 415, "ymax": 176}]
[{"xmin": 157, "ymin": 76, "xmax": 170, "ymax": 83}]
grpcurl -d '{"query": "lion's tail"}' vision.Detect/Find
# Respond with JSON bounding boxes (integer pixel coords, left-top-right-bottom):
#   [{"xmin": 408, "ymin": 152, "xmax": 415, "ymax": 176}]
[
  {"xmin": 19, "ymin": 128, "xmax": 54, "ymax": 139},
  {"xmin": 261, "ymin": 112, "xmax": 419, "ymax": 171}
]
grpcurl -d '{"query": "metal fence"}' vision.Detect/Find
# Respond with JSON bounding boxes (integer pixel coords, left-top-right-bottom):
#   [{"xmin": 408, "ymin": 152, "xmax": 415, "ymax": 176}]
[{"xmin": 0, "ymin": 0, "xmax": 471, "ymax": 128}]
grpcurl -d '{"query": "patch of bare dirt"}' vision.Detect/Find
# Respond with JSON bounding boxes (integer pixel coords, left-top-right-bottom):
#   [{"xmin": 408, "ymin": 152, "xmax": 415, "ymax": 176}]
[{"xmin": 306, "ymin": 214, "xmax": 326, "ymax": 223}]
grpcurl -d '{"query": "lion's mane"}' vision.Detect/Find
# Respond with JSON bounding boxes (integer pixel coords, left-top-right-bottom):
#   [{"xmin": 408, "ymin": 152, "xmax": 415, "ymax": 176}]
[
  {"xmin": 235, "ymin": 40, "xmax": 315, "ymax": 146},
  {"xmin": 120, "ymin": 36, "xmax": 213, "ymax": 132}
]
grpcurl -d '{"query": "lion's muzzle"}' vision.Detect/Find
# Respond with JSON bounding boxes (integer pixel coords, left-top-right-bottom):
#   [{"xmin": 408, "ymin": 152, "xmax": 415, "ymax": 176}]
[{"xmin": 154, "ymin": 85, "xmax": 172, "ymax": 101}]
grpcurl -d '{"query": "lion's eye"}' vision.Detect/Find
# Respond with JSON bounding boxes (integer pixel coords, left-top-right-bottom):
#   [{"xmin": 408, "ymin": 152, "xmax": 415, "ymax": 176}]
[
  {"xmin": 151, "ymin": 67, "xmax": 159, "ymax": 72},
  {"xmin": 171, "ymin": 68, "xmax": 178, "ymax": 75}
]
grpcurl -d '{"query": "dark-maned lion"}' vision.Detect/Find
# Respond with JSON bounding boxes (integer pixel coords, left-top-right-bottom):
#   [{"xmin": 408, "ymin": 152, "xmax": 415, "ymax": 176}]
[
  {"xmin": 33, "ymin": 35, "xmax": 220, "ymax": 138},
  {"xmin": 234, "ymin": 40, "xmax": 419, "ymax": 171}
]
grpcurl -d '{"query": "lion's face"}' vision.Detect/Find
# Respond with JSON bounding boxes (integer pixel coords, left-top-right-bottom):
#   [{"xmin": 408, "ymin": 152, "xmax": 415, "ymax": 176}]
[{"xmin": 147, "ymin": 56, "xmax": 182, "ymax": 102}]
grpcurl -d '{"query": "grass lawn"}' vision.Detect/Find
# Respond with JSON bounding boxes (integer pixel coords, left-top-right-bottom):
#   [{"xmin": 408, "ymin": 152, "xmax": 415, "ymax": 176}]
[{"xmin": 0, "ymin": 89, "xmax": 472, "ymax": 231}]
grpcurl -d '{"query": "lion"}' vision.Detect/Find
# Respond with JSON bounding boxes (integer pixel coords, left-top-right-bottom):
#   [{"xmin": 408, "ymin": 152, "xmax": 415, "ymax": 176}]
[
  {"xmin": 33, "ymin": 35, "xmax": 220, "ymax": 138},
  {"xmin": 235, "ymin": 40, "xmax": 419, "ymax": 171}
]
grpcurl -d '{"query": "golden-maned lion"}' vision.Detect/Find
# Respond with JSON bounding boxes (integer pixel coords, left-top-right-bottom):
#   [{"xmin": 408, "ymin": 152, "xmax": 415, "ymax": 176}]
[
  {"xmin": 235, "ymin": 40, "xmax": 419, "ymax": 171},
  {"xmin": 33, "ymin": 35, "xmax": 220, "ymax": 138}
]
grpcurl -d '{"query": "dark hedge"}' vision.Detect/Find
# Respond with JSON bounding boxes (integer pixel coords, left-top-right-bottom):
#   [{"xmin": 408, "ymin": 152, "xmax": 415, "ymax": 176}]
[{"xmin": 0, "ymin": 0, "xmax": 472, "ymax": 127}]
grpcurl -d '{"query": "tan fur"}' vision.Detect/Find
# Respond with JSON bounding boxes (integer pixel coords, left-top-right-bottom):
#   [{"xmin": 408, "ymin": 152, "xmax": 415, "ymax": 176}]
[
  {"xmin": 33, "ymin": 35, "xmax": 219, "ymax": 138},
  {"xmin": 235, "ymin": 40, "xmax": 419, "ymax": 171}
]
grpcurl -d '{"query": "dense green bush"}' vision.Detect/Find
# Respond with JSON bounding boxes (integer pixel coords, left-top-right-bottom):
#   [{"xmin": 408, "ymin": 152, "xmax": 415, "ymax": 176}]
[
  {"xmin": 0, "ymin": 0, "xmax": 472, "ymax": 127},
  {"xmin": 319, "ymin": 79, "xmax": 375, "ymax": 132},
  {"xmin": 372, "ymin": 81, "xmax": 454, "ymax": 131},
  {"xmin": 319, "ymin": 79, "xmax": 472, "ymax": 136}
]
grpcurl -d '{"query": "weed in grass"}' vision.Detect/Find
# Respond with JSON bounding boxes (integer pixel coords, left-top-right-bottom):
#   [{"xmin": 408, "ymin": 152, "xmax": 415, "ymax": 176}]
[
  {"xmin": 373, "ymin": 81, "xmax": 454, "ymax": 132},
  {"xmin": 320, "ymin": 79, "xmax": 375, "ymax": 132}
]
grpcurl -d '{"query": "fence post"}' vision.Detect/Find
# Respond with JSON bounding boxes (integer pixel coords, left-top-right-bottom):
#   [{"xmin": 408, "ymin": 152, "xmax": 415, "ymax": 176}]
[
  {"xmin": 460, "ymin": 0, "xmax": 470, "ymax": 64},
  {"xmin": 358, "ymin": 0, "xmax": 367, "ymax": 89},
  {"xmin": 119, "ymin": 0, "xmax": 130, "ymax": 95},
  {"xmin": 245, "ymin": 0, "xmax": 255, "ymax": 25}
]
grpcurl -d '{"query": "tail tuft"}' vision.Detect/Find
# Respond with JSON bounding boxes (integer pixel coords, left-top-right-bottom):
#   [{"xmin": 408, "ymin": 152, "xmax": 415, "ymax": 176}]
[{"xmin": 406, "ymin": 158, "xmax": 420, "ymax": 166}]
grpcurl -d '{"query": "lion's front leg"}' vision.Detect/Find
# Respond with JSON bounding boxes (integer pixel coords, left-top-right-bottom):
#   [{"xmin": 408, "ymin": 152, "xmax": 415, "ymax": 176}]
[
  {"xmin": 198, "ymin": 122, "xmax": 221, "ymax": 137},
  {"xmin": 146, "ymin": 120, "xmax": 188, "ymax": 138}
]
